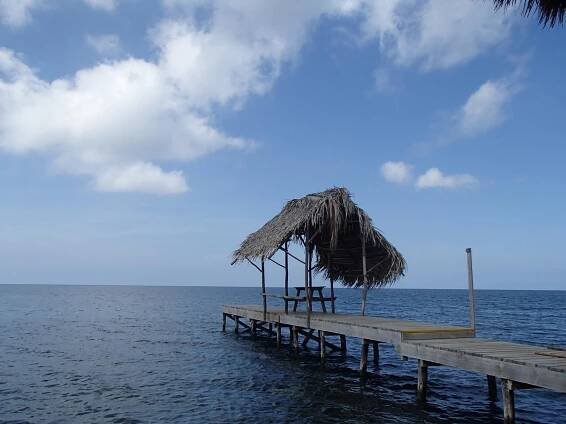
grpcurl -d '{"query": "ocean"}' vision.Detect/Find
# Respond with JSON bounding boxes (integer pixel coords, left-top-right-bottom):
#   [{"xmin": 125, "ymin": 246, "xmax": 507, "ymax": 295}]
[{"xmin": 1, "ymin": 285, "xmax": 565, "ymax": 423}]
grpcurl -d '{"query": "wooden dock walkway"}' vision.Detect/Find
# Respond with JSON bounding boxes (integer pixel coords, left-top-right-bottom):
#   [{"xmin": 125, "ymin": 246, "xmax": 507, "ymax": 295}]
[{"xmin": 222, "ymin": 304, "xmax": 566, "ymax": 423}]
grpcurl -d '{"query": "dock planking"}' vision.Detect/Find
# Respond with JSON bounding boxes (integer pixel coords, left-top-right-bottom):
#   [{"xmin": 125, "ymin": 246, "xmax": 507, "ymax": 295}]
[{"xmin": 222, "ymin": 304, "xmax": 566, "ymax": 423}]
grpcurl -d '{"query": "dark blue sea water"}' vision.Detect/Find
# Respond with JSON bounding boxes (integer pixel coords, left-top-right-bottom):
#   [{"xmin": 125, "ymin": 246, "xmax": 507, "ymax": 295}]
[{"xmin": 1, "ymin": 286, "xmax": 565, "ymax": 423}]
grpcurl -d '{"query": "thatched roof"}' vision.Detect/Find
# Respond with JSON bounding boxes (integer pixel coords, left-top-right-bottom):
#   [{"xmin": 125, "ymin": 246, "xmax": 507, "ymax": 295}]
[
  {"xmin": 233, "ymin": 187, "xmax": 406, "ymax": 288},
  {"xmin": 494, "ymin": 0, "xmax": 566, "ymax": 27}
]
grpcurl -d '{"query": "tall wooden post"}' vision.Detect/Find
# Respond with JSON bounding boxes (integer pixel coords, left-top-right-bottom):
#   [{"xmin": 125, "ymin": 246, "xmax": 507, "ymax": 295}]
[
  {"xmin": 340, "ymin": 335, "xmax": 347, "ymax": 353},
  {"xmin": 261, "ymin": 257, "xmax": 267, "ymax": 321},
  {"xmin": 235, "ymin": 316, "xmax": 239, "ymax": 334},
  {"xmin": 329, "ymin": 254, "xmax": 336, "ymax": 313},
  {"xmin": 466, "ymin": 248, "xmax": 476, "ymax": 330},
  {"xmin": 308, "ymin": 247, "xmax": 313, "ymax": 313},
  {"xmin": 304, "ymin": 229, "xmax": 311, "ymax": 326},
  {"xmin": 361, "ymin": 239, "xmax": 368, "ymax": 316},
  {"xmin": 222, "ymin": 313, "xmax": 226, "ymax": 331},
  {"xmin": 284, "ymin": 241, "xmax": 289, "ymax": 314}
]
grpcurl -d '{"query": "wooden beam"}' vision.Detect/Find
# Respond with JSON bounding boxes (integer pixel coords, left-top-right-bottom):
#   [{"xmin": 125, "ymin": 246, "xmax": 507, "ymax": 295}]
[
  {"xmin": 246, "ymin": 258, "xmax": 262, "ymax": 273},
  {"xmin": 268, "ymin": 257, "xmax": 285, "ymax": 268},
  {"xmin": 279, "ymin": 247, "xmax": 305, "ymax": 264}
]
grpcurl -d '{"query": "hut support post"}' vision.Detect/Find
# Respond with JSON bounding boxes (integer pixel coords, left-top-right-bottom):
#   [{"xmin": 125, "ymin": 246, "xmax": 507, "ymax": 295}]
[
  {"xmin": 361, "ymin": 240, "xmax": 368, "ymax": 316},
  {"xmin": 466, "ymin": 248, "xmax": 476, "ymax": 330},
  {"xmin": 329, "ymin": 255, "xmax": 336, "ymax": 313},
  {"xmin": 502, "ymin": 379, "xmax": 515, "ymax": 423},
  {"xmin": 487, "ymin": 375, "xmax": 497, "ymax": 400},
  {"xmin": 304, "ymin": 229, "xmax": 311, "ymax": 325},
  {"xmin": 222, "ymin": 313, "xmax": 226, "ymax": 331},
  {"xmin": 292, "ymin": 326, "xmax": 299, "ymax": 351},
  {"xmin": 360, "ymin": 338, "xmax": 369, "ymax": 376},
  {"xmin": 417, "ymin": 359, "xmax": 428, "ymax": 402},
  {"xmin": 235, "ymin": 316, "xmax": 239, "ymax": 334},
  {"xmin": 284, "ymin": 242, "xmax": 289, "ymax": 314},
  {"xmin": 261, "ymin": 257, "xmax": 266, "ymax": 321},
  {"xmin": 319, "ymin": 330, "xmax": 325, "ymax": 361}
]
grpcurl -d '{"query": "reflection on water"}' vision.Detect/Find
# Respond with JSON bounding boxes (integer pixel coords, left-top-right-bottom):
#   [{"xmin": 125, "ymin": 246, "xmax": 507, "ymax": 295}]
[{"xmin": 1, "ymin": 285, "xmax": 565, "ymax": 423}]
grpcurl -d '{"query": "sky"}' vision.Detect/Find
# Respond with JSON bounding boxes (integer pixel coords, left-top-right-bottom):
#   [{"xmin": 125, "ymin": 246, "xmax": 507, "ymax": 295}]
[{"xmin": 0, "ymin": 0, "xmax": 564, "ymax": 289}]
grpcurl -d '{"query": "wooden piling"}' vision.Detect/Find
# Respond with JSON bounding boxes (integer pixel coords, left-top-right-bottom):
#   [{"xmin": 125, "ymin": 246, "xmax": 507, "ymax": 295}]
[
  {"xmin": 319, "ymin": 330, "xmax": 326, "ymax": 361},
  {"xmin": 373, "ymin": 342, "xmax": 380, "ymax": 364},
  {"xmin": 251, "ymin": 319, "xmax": 257, "ymax": 337},
  {"xmin": 487, "ymin": 375, "xmax": 497, "ymax": 400},
  {"xmin": 417, "ymin": 359, "xmax": 428, "ymax": 402},
  {"xmin": 340, "ymin": 335, "xmax": 347, "ymax": 353},
  {"xmin": 222, "ymin": 313, "xmax": 226, "ymax": 331},
  {"xmin": 292, "ymin": 326, "xmax": 299, "ymax": 351},
  {"xmin": 234, "ymin": 315, "xmax": 239, "ymax": 334},
  {"xmin": 502, "ymin": 379, "xmax": 515, "ymax": 423},
  {"xmin": 276, "ymin": 323, "xmax": 281, "ymax": 348},
  {"xmin": 360, "ymin": 339, "xmax": 369, "ymax": 376}
]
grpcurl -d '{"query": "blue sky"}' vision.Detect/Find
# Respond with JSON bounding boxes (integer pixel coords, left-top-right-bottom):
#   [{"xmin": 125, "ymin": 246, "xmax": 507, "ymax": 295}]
[{"xmin": 0, "ymin": 0, "xmax": 564, "ymax": 289}]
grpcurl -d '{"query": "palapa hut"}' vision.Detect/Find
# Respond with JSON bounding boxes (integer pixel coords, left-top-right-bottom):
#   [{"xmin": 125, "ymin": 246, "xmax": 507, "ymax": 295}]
[{"xmin": 232, "ymin": 187, "xmax": 406, "ymax": 319}]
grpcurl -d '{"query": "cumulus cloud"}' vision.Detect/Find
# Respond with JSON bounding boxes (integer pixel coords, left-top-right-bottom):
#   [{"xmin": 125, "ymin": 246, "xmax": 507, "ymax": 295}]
[
  {"xmin": 94, "ymin": 163, "xmax": 188, "ymax": 194},
  {"xmin": 0, "ymin": 1, "xmax": 515, "ymax": 193},
  {"xmin": 83, "ymin": 0, "xmax": 117, "ymax": 12},
  {"xmin": 416, "ymin": 168, "xmax": 477, "ymax": 189},
  {"xmin": 457, "ymin": 78, "xmax": 517, "ymax": 137},
  {"xmin": 380, "ymin": 161, "xmax": 412, "ymax": 184},
  {"xmin": 360, "ymin": 0, "xmax": 513, "ymax": 71},
  {"xmin": 86, "ymin": 33, "xmax": 122, "ymax": 56},
  {"xmin": 0, "ymin": 0, "xmax": 43, "ymax": 28}
]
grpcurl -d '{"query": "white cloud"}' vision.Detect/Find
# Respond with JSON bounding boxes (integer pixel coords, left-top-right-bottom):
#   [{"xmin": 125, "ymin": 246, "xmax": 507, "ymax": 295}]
[
  {"xmin": 457, "ymin": 78, "xmax": 516, "ymax": 137},
  {"xmin": 0, "ymin": 0, "xmax": 43, "ymax": 28},
  {"xmin": 381, "ymin": 161, "xmax": 412, "ymax": 184},
  {"xmin": 416, "ymin": 168, "xmax": 477, "ymax": 189},
  {"xmin": 83, "ymin": 0, "xmax": 117, "ymax": 12},
  {"xmin": 0, "ymin": 0, "xmax": 116, "ymax": 29},
  {"xmin": 94, "ymin": 163, "xmax": 188, "ymax": 194},
  {"xmin": 86, "ymin": 34, "xmax": 122, "ymax": 56},
  {"xmin": 361, "ymin": 0, "xmax": 513, "ymax": 71},
  {"xmin": 0, "ymin": 1, "xmax": 516, "ymax": 193}
]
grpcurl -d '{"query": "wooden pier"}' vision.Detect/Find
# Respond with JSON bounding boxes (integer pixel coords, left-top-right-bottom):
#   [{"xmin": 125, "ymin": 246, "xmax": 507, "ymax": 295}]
[{"xmin": 222, "ymin": 305, "xmax": 566, "ymax": 423}]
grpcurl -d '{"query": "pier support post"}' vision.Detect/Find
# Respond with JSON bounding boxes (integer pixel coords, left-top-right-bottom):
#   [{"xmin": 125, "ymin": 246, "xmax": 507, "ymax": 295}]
[
  {"xmin": 319, "ymin": 331, "xmax": 326, "ymax": 361},
  {"xmin": 222, "ymin": 313, "xmax": 227, "ymax": 332},
  {"xmin": 276, "ymin": 323, "xmax": 281, "ymax": 348},
  {"xmin": 417, "ymin": 360, "xmax": 428, "ymax": 402},
  {"xmin": 487, "ymin": 375, "xmax": 497, "ymax": 401},
  {"xmin": 234, "ymin": 316, "xmax": 239, "ymax": 334},
  {"xmin": 360, "ymin": 339, "xmax": 369, "ymax": 376},
  {"xmin": 292, "ymin": 326, "xmax": 299, "ymax": 351},
  {"xmin": 502, "ymin": 379, "xmax": 515, "ymax": 423},
  {"xmin": 372, "ymin": 342, "xmax": 380, "ymax": 365},
  {"xmin": 340, "ymin": 335, "xmax": 347, "ymax": 353},
  {"xmin": 251, "ymin": 319, "xmax": 257, "ymax": 337}
]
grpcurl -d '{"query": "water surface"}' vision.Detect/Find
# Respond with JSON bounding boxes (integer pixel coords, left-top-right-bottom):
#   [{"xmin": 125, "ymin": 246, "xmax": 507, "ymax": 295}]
[{"xmin": 1, "ymin": 286, "xmax": 565, "ymax": 423}]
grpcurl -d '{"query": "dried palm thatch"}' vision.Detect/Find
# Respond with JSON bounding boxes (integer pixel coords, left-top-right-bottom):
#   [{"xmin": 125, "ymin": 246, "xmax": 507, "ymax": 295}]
[
  {"xmin": 233, "ymin": 187, "xmax": 406, "ymax": 289},
  {"xmin": 493, "ymin": 0, "xmax": 566, "ymax": 27}
]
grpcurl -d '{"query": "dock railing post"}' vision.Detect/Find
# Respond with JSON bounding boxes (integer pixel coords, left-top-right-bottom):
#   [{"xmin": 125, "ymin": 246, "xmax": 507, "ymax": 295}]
[{"xmin": 466, "ymin": 248, "xmax": 476, "ymax": 330}]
